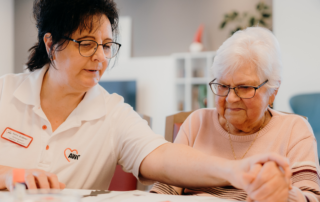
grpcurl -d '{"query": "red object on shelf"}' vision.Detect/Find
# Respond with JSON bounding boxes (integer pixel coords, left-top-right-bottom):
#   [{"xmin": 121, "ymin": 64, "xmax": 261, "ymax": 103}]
[
  {"xmin": 193, "ymin": 24, "xmax": 204, "ymax": 43},
  {"xmin": 109, "ymin": 165, "xmax": 137, "ymax": 191}
]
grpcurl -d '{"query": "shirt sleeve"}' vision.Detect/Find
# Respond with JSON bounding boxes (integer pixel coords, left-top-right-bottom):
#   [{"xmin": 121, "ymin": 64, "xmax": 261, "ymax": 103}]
[
  {"xmin": 112, "ymin": 99, "xmax": 167, "ymax": 184},
  {"xmin": 287, "ymin": 116, "xmax": 320, "ymax": 202}
]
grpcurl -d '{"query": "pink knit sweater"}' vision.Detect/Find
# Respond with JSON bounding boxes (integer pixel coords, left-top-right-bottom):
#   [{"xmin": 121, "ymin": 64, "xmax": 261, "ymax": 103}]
[{"xmin": 151, "ymin": 108, "xmax": 320, "ymax": 202}]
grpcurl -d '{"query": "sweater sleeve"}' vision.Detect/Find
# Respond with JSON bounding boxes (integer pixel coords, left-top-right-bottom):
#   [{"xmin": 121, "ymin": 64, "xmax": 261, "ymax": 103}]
[
  {"xmin": 287, "ymin": 116, "xmax": 320, "ymax": 202},
  {"xmin": 150, "ymin": 182, "xmax": 183, "ymax": 195}
]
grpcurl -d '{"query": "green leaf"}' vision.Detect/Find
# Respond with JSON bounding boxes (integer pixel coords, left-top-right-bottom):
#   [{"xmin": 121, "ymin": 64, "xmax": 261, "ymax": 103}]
[
  {"xmin": 259, "ymin": 19, "xmax": 266, "ymax": 26},
  {"xmin": 262, "ymin": 13, "xmax": 271, "ymax": 18},
  {"xmin": 249, "ymin": 17, "xmax": 255, "ymax": 26},
  {"xmin": 231, "ymin": 27, "xmax": 241, "ymax": 35},
  {"xmin": 257, "ymin": 3, "xmax": 262, "ymax": 10},
  {"xmin": 220, "ymin": 21, "xmax": 227, "ymax": 29},
  {"xmin": 229, "ymin": 11, "xmax": 237, "ymax": 20},
  {"xmin": 256, "ymin": 4, "xmax": 260, "ymax": 10}
]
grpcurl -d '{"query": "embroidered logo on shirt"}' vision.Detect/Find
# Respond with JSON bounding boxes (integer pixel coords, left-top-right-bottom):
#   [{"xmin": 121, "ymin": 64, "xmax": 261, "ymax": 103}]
[{"xmin": 64, "ymin": 148, "xmax": 80, "ymax": 162}]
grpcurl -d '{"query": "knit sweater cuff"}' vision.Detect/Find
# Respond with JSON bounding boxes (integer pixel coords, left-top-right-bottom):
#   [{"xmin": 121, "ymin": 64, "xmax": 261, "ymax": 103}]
[{"xmin": 288, "ymin": 186, "xmax": 308, "ymax": 202}]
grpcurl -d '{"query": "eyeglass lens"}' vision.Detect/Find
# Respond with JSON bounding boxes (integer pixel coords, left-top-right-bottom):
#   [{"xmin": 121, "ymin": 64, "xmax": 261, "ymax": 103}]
[
  {"xmin": 79, "ymin": 41, "xmax": 120, "ymax": 58},
  {"xmin": 211, "ymin": 84, "xmax": 256, "ymax": 98}
]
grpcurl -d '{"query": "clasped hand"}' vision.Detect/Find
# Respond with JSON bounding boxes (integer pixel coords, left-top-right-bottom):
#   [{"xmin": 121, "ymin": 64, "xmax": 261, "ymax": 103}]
[
  {"xmin": 245, "ymin": 162, "xmax": 290, "ymax": 202},
  {"xmin": 228, "ymin": 153, "xmax": 291, "ymax": 202}
]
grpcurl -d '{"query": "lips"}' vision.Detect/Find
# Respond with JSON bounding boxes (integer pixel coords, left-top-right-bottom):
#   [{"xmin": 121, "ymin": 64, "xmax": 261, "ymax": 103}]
[
  {"xmin": 84, "ymin": 69, "xmax": 100, "ymax": 74},
  {"xmin": 85, "ymin": 69, "xmax": 99, "ymax": 72}
]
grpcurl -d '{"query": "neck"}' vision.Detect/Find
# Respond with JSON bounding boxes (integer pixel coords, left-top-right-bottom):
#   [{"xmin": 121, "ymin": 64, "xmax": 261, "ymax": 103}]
[
  {"xmin": 40, "ymin": 67, "xmax": 86, "ymax": 105},
  {"xmin": 220, "ymin": 110, "xmax": 271, "ymax": 136}
]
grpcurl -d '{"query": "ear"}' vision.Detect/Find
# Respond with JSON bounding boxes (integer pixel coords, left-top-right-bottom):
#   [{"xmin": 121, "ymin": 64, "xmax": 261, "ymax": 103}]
[
  {"xmin": 268, "ymin": 81, "xmax": 281, "ymax": 106},
  {"xmin": 43, "ymin": 33, "xmax": 55, "ymax": 60}
]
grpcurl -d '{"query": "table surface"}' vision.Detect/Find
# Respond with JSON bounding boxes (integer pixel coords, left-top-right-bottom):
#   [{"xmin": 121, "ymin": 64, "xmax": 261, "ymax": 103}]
[
  {"xmin": 65, "ymin": 189, "xmax": 240, "ymax": 202},
  {"xmin": 0, "ymin": 189, "xmax": 241, "ymax": 202}
]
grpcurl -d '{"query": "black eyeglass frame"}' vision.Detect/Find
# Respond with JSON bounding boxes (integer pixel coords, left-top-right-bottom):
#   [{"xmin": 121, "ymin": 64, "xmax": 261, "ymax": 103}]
[
  {"xmin": 208, "ymin": 78, "xmax": 269, "ymax": 99},
  {"xmin": 63, "ymin": 36, "xmax": 121, "ymax": 59}
]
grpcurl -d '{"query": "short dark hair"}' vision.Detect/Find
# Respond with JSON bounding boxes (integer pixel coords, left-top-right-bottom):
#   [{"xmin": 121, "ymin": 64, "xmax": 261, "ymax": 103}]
[{"xmin": 27, "ymin": 0, "xmax": 119, "ymax": 72}]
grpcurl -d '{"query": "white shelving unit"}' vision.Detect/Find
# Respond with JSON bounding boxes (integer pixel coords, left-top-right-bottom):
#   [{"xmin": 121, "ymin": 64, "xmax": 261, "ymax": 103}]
[{"xmin": 172, "ymin": 51, "xmax": 216, "ymax": 112}]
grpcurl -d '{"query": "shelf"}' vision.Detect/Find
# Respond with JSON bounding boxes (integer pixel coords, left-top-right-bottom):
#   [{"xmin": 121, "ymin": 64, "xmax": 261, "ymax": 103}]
[
  {"xmin": 175, "ymin": 79, "xmax": 185, "ymax": 84},
  {"xmin": 173, "ymin": 51, "xmax": 216, "ymax": 111},
  {"xmin": 176, "ymin": 78, "xmax": 209, "ymax": 84},
  {"xmin": 190, "ymin": 78, "xmax": 208, "ymax": 84},
  {"xmin": 172, "ymin": 51, "xmax": 216, "ymax": 59}
]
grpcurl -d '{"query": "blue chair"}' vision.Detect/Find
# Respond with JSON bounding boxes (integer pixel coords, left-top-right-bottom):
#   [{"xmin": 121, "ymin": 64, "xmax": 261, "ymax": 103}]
[{"xmin": 290, "ymin": 93, "xmax": 320, "ymax": 155}]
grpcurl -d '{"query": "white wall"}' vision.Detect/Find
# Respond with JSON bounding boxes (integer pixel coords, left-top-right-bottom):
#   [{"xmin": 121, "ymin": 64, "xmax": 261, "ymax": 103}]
[
  {"xmin": 14, "ymin": 0, "xmax": 37, "ymax": 73},
  {"xmin": 273, "ymin": 0, "xmax": 320, "ymax": 112},
  {"xmin": 100, "ymin": 57, "xmax": 175, "ymax": 136},
  {"xmin": 14, "ymin": 0, "xmax": 272, "ymax": 70},
  {"xmin": 0, "ymin": 0, "xmax": 14, "ymax": 76}
]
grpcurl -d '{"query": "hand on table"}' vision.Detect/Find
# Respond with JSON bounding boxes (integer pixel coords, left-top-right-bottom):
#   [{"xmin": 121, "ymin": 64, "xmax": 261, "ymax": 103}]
[
  {"xmin": 5, "ymin": 168, "xmax": 65, "ymax": 191},
  {"xmin": 245, "ymin": 162, "xmax": 290, "ymax": 202}
]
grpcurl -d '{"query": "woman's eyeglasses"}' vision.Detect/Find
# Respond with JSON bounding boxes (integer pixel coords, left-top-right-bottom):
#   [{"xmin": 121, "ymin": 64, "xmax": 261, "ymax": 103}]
[
  {"xmin": 209, "ymin": 79, "xmax": 268, "ymax": 99},
  {"xmin": 64, "ymin": 37, "xmax": 121, "ymax": 59}
]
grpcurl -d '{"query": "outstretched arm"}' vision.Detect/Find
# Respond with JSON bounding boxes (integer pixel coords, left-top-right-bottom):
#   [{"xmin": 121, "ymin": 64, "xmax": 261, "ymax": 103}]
[{"xmin": 140, "ymin": 143, "xmax": 291, "ymax": 190}]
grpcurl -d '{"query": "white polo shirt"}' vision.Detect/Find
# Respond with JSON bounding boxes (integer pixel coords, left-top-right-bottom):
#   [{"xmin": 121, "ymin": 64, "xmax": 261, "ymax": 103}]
[{"xmin": 0, "ymin": 66, "xmax": 167, "ymax": 189}]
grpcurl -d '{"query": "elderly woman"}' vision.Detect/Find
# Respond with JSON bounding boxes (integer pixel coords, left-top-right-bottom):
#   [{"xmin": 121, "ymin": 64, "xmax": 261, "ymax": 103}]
[
  {"xmin": 0, "ymin": 0, "xmax": 291, "ymax": 194},
  {"xmin": 151, "ymin": 27, "xmax": 320, "ymax": 202}
]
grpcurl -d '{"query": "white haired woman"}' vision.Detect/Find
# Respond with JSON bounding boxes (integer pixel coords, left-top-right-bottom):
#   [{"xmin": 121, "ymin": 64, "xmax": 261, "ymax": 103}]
[{"xmin": 151, "ymin": 27, "xmax": 320, "ymax": 202}]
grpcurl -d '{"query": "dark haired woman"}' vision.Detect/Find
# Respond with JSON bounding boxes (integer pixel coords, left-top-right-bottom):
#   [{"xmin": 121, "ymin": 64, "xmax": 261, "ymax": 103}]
[{"xmin": 0, "ymin": 0, "xmax": 290, "ymax": 195}]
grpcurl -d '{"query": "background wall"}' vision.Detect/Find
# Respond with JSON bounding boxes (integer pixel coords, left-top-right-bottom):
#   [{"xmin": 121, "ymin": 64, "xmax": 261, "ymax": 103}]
[
  {"xmin": 14, "ymin": 0, "xmax": 272, "ymax": 72},
  {"xmin": 273, "ymin": 0, "xmax": 320, "ymax": 112},
  {"xmin": 115, "ymin": 0, "xmax": 272, "ymax": 57},
  {"xmin": 100, "ymin": 57, "xmax": 175, "ymax": 135},
  {"xmin": 0, "ymin": 0, "xmax": 14, "ymax": 76},
  {"xmin": 14, "ymin": 0, "xmax": 37, "ymax": 74}
]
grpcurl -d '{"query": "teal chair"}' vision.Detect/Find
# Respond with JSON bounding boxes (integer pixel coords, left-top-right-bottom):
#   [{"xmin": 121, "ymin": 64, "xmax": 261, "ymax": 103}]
[{"xmin": 290, "ymin": 93, "xmax": 320, "ymax": 156}]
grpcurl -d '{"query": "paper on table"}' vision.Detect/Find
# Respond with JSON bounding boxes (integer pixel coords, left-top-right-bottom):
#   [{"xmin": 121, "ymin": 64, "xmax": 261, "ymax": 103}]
[{"xmin": 80, "ymin": 190, "xmax": 239, "ymax": 202}]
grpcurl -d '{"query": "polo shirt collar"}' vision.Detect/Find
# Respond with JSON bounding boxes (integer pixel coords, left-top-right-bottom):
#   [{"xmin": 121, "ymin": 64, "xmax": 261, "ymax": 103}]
[
  {"xmin": 13, "ymin": 65, "xmax": 107, "ymax": 124},
  {"xmin": 73, "ymin": 82, "xmax": 107, "ymax": 122},
  {"xmin": 13, "ymin": 65, "xmax": 48, "ymax": 107}
]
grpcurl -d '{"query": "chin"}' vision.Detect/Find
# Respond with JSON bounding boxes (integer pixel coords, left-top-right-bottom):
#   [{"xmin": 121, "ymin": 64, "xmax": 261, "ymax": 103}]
[
  {"xmin": 80, "ymin": 80, "xmax": 99, "ymax": 90},
  {"xmin": 226, "ymin": 115, "xmax": 244, "ymax": 123}
]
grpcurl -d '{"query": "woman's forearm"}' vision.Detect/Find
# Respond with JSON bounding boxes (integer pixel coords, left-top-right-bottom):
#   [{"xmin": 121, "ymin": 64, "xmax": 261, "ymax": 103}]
[
  {"xmin": 140, "ymin": 143, "xmax": 232, "ymax": 187},
  {"xmin": 140, "ymin": 143, "xmax": 291, "ymax": 190}
]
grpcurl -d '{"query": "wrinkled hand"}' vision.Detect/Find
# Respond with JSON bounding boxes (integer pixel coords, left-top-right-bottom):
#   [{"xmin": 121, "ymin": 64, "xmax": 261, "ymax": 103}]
[
  {"xmin": 226, "ymin": 153, "xmax": 291, "ymax": 191},
  {"xmin": 5, "ymin": 169, "xmax": 65, "ymax": 191},
  {"xmin": 246, "ymin": 162, "xmax": 290, "ymax": 202}
]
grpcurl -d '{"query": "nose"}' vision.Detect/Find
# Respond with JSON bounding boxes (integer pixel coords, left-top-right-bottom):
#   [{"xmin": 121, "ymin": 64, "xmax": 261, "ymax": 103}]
[
  {"xmin": 92, "ymin": 45, "xmax": 108, "ymax": 63},
  {"xmin": 226, "ymin": 88, "xmax": 240, "ymax": 103}
]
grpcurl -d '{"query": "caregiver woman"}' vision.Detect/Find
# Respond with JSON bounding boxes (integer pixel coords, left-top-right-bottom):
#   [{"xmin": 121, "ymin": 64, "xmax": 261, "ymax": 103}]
[{"xmin": 0, "ymin": 0, "xmax": 289, "ymax": 194}]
